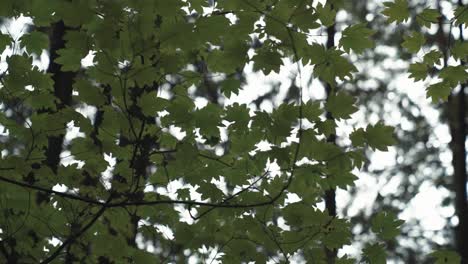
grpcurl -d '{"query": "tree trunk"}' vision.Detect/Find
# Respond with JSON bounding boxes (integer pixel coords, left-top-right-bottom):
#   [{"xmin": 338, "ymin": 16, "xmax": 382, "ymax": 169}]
[
  {"xmin": 324, "ymin": 13, "xmax": 337, "ymax": 264},
  {"xmin": 44, "ymin": 21, "xmax": 75, "ymax": 173},
  {"xmin": 449, "ymin": 82, "xmax": 468, "ymax": 264},
  {"xmin": 438, "ymin": 0, "xmax": 467, "ymax": 261},
  {"xmin": 45, "ymin": 21, "xmax": 76, "ymax": 263},
  {"xmin": 448, "ymin": 4, "xmax": 467, "ymax": 258}
]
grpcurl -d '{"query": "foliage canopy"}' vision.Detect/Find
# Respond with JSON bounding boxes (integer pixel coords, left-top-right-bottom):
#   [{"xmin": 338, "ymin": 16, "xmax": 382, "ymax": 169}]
[{"xmin": 0, "ymin": 0, "xmax": 465, "ymax": 263}]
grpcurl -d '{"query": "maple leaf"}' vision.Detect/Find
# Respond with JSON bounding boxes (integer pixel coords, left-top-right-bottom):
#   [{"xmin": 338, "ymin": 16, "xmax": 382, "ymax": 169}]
[
  {"xmin": 339, "ymin": 23, "xmax": 375, "ymax": 54},
  {"xmin": 365, "ymin": 123, "xmax": 397, "ymax": 151},
  {"xmin": 416, "ymin": 8, "xmax": 440, "ymax": 28},
  {"xmin": 402, "ymin": 32, "xmax": 426, "ymax": 53},
  {"xmin": 20, "ymin": 31, "xmax": 49, "ymax": 55},
  {"xmin": 325, "ymin": 92, "xmax": 358, "ymax": 120},
  {"xmin": 408, "ymin": 62, "xmax": 428, "ymax": 82},
  {"xmin": 382, "ymin": 0, "xmax": 410, "ymax": 23}
]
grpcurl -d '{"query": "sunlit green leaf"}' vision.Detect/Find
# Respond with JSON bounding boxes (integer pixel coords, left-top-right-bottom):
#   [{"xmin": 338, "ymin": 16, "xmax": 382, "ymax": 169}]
[
  {"xmin": 430, "ymin": 250, "xmax": 461, "ymax": 264},
  {"xmin": 339, "ymin": 23, "xmax": 375, "ymax": 54},
  {"xmin": 402, "ymin": 32, "xmax": 425, "ymax": 53},
  {"xmin": 382, "ymin": 0, "xmax": 410, "ymax": 23},
  {"xmin": 371, "ymin": 211, "xmax": 404, "ymax": 240},
  {"xmin": 325, "ymin": 92, "xmax": 358, "ymax": 120},
  {"xmin": 363, "ymin": 243, "xmax": 387, "ymax": 264},
  {"xmin": 416, "ymin": 8, "xmax": 440, "ymax": 28}
]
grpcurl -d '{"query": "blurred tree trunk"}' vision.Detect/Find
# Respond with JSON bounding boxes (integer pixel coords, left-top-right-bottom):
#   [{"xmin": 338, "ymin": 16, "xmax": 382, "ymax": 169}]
[
  {"xmin": 438, "ymin": 0, "xmax": 467, "ymax": 261},
  {"xmin": 448, "ymin": 77, "xmax": 467, "ymax": 264},
  {"xmin": 448, "ymin": 29, "xmax": 468, "ymax": 264},
  {"xmin": 324, "ymin": 9, "xmax": 337, "ymax": 264}
]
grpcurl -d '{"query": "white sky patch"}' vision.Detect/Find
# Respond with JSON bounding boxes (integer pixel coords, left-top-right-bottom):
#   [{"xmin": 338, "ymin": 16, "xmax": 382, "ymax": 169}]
[
  {"xmin": 52, "ymin": 184, "xmax": 68, "ymax": 193},
  {"xmin": 225, "ymin": 60, "xmax": 297, "ymax": 107},
  {"xmin": 379, "ymin": 176, "xmax": 402, "ymax": 197},
  {"xmin": 81, "ymin": 51, "xmax": 95, "ymax": 67},
  {"xmin": 101, "ymin": 153, "xmax": 116, "ymax": 189},
  {"xmin": 64, "ymin": 121, "xmax": 85, "ymax": 142},
  {"xmin": 337, "ymin": 171, "xmax": 379, "ymax": 217},
  {"xmin": 155, "ymin": 224, "xmax": 174, "ymax": 240},
  {"xmin": 433, "ymin": 125, "xmax": 452, "ymax": 145},
  {"xmin": 369, "ymin": 147, "xmax": 397, "ymax": 171},
  {"xmin": 400, "ymin": 182, "xmax": 449, "ymax": 231},
  {"xmin": 285, "ymin": 192, "xmax": 301, "ymax": 204},
  {"xmin": 60, "ymin": 150, "xmax": 82, "ymax": 167}
]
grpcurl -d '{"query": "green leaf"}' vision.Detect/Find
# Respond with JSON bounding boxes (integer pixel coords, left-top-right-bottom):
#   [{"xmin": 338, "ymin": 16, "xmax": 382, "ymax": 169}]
[
  {"xmin": 283, "ymin": 203, "xmax": 328, "ymax": 227},
  {"xmin": 453, "ymin": 6, "xmax": 468, "ymax": 27},
  {"xmin": 408, "ymin": 63, "xmax": 428, "ymax": 82},
  {"xmin": 371, "ymin": 211, "xmax": 404, "ymax": 240},
  {"xmin": 316, "ymin": 119, "xmax": 336, "ymax": 138},
  {"xmin": 0, "ymin": 1, "xmax": 13, "ymax": 17},
  {"xmin": 225, "ymin": 103, "xmax": 251, "ymax": 133},
  {"xmin": 336, "ymin": 256, "xmax": 357, "ymax": 264},
  {"xmin": 194, "ymin": 103, "xmax": 222, "ymax": 138},
  {"xmin": 365, "ymin": 123, "xmax": 396, "ymax": 151},
  {"xmin": 350, "ymin": 128, "xmax": 366, "ymax": 147},
  {"xmin": 290, "ymin": 5, "xmax": 320, "ymax": 31},
  {"xmin": 307, "ymin": 43, "xmax": 328, "ymax": 65},
  {"xmin": 55, "ymin": 48, "xmax": 83, "ymax": 71},
  {"xmin": 426, "ymin": 81, "xmax": 452, "ymax": 102},
  {"xmin": 439, "ymin": 65, "xmax": 468, "ymax": 86},
  {"xmin": 197, "ymin": 182, "xmax": 224, "ymax": 202},
  {"xmin": 132, "ymin": 251, "xmax": 157, "ymax": 263},
  {"xmin": 451, "ymin": 40, "xmax": 468, "ymax": 61},
  {"xmin": 339, "ymin": 23, "xmax": 375, "ymax": 54},
  {"xmin": 163, "ymin": 94, "xmax": 195, "ymax": 129},
  {"xmin": 20, "ymin": 31, "xmax": 49, "ymax": 55},
  {"xmin": 316, "ymin": 3, "xmax": 336, "ymax": 27},
  {"xmin": 308, "ymin": 140, "xmax": 342, "ymax": 161},
  {"xmin": 325, "ymin": 92, "xmax": 358, "ymax": 120},
  {"xmin": 128, "ymin": 63, "xmax": 158, "ymax": 87},
  {"xmin": 0, "ymin": 32, "xmax": 12, "ymax": 51},
  {"xmin": 74, "ymin": 78, "xmax": 106, "ymax": 106},
  {"xmin": 29, "ymin": 0, "xmax": 59, "ymax": 26},
  {"xmin": 101, "ymin": 105, "xmax": 124, "ymax": 134},
  {"xmin": 188, "ymin": 0, "xmax": 206, "ymax": 13},
  {"xmin": 25, "ymin": 90, "xmax": 56, "ymax": 110},
  {"xmin": 176, "ymin": 188, "xmax": 191, "ymax": 200},
  {"xmin": 423, "ymin": 50, "xmax": 443, "ymax": 65},
  {"xmin": 430, "ymin": 250, "xmax": 461, "ymax": 264},
  {"xmin": 416, "ymin": 8, "xmax": 440, "ymax": 28},
  {"xmin": 402, "ymin": 32, "xmax": 425, "ymax": 53},
  {"xmin": 138, "ymin": 92, "xmax": 169, "ymax": 116},
  {"xmin": 314, "ymin": 48, "xmax": 357, "ymax": 85},
  {"xmin": 348, "ymin": 150, "xmax": 366, "ymax": 169},
  {"xmin": 64, "ymin": 30, "xmax": 90, "ymax": 56},
  {"xmin": 382, "ymin": 0, "xmax": 410, "ymax": 23},
  {"xmin": 271, "ymin": 103, "xmax": 297, "ymax": 138},
  {"xmin": 220, "ymin": 78, "xmax": 242, "ymax": 98},
  {"xmin": 252, "ymin": 48, "xmax": 283, "ymax": 74},
  {"xmin": 363, "ymin": 243, "xmax": 387, "ymax": 264},
  {"xmin": 58, "ymin": 0, "xmax": 94, "ymax": 27},
  {"xmin": 322, "ymin": 219, "xmax": 352, "ymax": 249},
  {"xmin": 303, "ymin": 100, "xmax": 323, "ymax": 122}
]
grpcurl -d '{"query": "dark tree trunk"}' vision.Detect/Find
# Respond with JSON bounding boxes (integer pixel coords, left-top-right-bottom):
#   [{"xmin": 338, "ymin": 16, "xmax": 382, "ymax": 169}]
[
  {"xmin": 44, "ymin": 21, "xmax": 76, "ymax": 263},
  {"xmin": 44, "ymin": 21, "xmax": 75, "ymax": 173},
  {"xmin": 449, "ymin": 2, "xmax": 467, "ymax": 259},
  {"xmin": 449, "ymin": 82, "xmax": 468, "ymax": 264},
  {"xmin": 324, "ymin": 14, "xmax": 337, "ymax": 264},
  {"xmin": 438, "ymin": 0, "xmax": 467, "ymax": 261}
]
